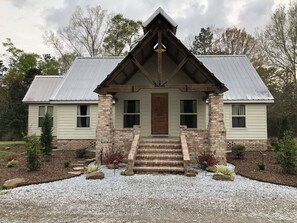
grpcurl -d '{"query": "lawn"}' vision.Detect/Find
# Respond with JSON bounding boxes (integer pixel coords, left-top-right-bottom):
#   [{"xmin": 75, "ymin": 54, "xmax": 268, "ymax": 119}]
[{"xmin": 0, "ymin": 141, "xmax": 25, "ymax": 147}]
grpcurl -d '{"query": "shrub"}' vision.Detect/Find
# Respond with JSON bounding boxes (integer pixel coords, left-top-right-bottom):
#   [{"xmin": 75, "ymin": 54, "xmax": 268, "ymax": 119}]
[
  {"xmin": 40, "ymin": 112, "xmax": 53, "ymax": 155},
  {"xmin": 25, "ymin": 135, "xmax": 42, "ymax": 171},
  {"xmin": 215, "ymin": 165, "xmax": 235, "ymax": 177},
  {"xmin": 5, "ymin": 153, "xmax": 17, "ymax": 162},
  {"xmin": 197, "ymin": 151, "xmax": 218, "ymax": 168},
  {"xmin": 84, "ymin": 164, "xmax": 99, "ymax": 173},
  {"xmin": 103, "ymin": 153, "xmax": 123, "ymax": 165},
  {"xmin": 277, "ymin": 131, "xmax": 297, "ymax": 174},
  {"xmin": 76, "ymin": 148, "xmax": 87, "ymax": 158},
  {"xmin": 232, "ymin": 144, "xmax": 246, "ymax": 159},
  {"xmin": 257, "ymin": 162, "xmax": 266, "ymax": 170},
  {"xmin": 277, "ymin": 114, "xmax": 292, "ymax": 140},
  {"xmin": 64, "ymin": 160, "xmax": 71, "ymax": 168},
  {"xmin": 6, "ymin": 159, "xmax": 18, "ymax": 168}
]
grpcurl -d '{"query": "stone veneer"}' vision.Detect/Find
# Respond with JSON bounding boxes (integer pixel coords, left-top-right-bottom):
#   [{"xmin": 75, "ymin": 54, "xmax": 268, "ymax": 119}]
[
  {"xmin": 57, "ymin": 139, "xmax": 96, "ymax": 150},
  {"xmin": 208, "ymin": 93, "xmax": 227, "ymax": 164},
  {"xmin": 227, "ymin": 139, "xmax": 267, "ymax": 151},
  {"xmin": 96, "ymin": 94, "xmax": 113, "ymax": 162},
  {"xmin": 180, "ymin": 127, "xmax": 209, "ymax": 162}
]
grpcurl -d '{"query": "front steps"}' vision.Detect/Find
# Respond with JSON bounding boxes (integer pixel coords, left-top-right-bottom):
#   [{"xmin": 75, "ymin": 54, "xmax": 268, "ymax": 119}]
[{"xmin": 133, "ymin": 137, "xmax": 185, "ymax": 174}]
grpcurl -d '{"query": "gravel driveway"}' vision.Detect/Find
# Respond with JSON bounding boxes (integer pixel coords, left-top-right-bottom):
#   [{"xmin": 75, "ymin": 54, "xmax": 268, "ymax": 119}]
[{"xmin": 0, "ymin": 166, "xmax": 296, "ymax": 223}]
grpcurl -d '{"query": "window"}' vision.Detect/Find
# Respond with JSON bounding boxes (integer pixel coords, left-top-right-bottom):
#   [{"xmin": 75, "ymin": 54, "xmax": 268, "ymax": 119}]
[
  {"xmin": 180, "ymin": 100, "xmax": 197, "ymax": 128},
  {"xmin": 38, "ymin": 106, "xmax": 53, "ymax": 127},
  {"xmin": 124, "ymin": 100, "xmax": 140, "ymax": 128},
  {"xmin": 77, "ymin": 105, "xmax": 90, "ymax": 128},
  {"xmin": 232, "ymin": 105, "xmax": 246, "ymax": 128}
]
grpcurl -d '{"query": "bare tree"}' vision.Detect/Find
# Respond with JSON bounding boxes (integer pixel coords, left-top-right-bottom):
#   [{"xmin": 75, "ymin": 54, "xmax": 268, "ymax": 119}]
[
  {"xmin": 257, "ymin": 2, "xmax": 297, "ymax": 85},
  {"xmin": 44, "ymin": 5, "xmax": 111, "ymax": 57},
  {"xmin": 213, "ymin": 27, "xmax": 257, "ymax": 57}
]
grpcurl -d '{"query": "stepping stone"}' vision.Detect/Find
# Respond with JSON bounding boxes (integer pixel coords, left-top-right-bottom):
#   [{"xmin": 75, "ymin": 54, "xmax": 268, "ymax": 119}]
[
  {"xmin": 72, "ymin": 163, "xmax": 84, "ymax": 166},
  {"xmin": 85, "ymin": 158, "xmax": 96, "ymax": 163},
  {"xmin": 68, "ymin": 171, "xmax": 82, "ymax": 176},
  {"xmin": 77, "ymin": 160, "xmax": 85, "ymax": 163},
  {"xmin": 73, "ymin": 167, "xmax": 84, "ymax": 171}
]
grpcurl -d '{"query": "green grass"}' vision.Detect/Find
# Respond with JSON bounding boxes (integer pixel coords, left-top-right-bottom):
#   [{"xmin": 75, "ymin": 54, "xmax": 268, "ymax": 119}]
[
  {"xmin": 0, "ymin": 150, "xmax": 16, "ymax": 161},
  {"xmin": 0, "ymin": 141, "xmax": 25, "ymax": 147}
]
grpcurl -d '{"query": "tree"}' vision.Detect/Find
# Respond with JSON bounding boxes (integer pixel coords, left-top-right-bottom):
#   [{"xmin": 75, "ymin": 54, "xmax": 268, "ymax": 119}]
[
  {"xmin": 191, "ymin": 27, "xmax": 214, "ymax": 55},
  {"xmin": 40, "ymin": 112, "xmax": 53, "ymax": 155},
  {"xmin": 258, "ymin": 2, "xmax": 297, "ymax": 85},
  {"xmin": 0, "ymin": 40, "xmax": 60, "ymax": 140},
  {"xmin": 0, "ymin": 60, "xmax": 7, "ymax": 77},
  {"xmin": 213, "ymin": 27, "xmax": 257, "ymax": 58},
  {"xmin": 102, "ymin": 14, "xmax": 142, "ymax": 56},
  {"xmin": 44, "ymin": 5, "xmax": 111, "ymax": 57}
]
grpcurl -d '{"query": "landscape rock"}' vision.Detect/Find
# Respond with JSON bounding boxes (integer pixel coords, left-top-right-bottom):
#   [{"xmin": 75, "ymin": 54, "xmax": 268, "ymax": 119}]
[
  {"xmin": 212, "ymin": 174, "xmax": 235, "ymax": 181},
  {"xmin": 206, "ymin": 166, "xmax": 216, "ymax": 172},
  {"xmin": 3, "ymin": 178, "xmax": 26, "ymax": 189},
  {"xmin": 68, "ymin": 171, "xmax": 82, "ymax": 176},
  {"xmin": 86, "ymin": 171, "xmax": 104, "ymax": 180}
]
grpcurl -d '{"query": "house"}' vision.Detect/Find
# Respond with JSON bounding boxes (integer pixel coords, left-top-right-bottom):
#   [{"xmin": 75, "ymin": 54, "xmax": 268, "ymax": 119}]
[{"xmin": 23, "ymin": 8, "xmax": 273, "ymax": 174}]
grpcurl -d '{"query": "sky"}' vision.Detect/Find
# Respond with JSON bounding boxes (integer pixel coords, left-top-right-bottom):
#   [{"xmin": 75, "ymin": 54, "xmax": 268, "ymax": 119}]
[{"xmin": 0, "ymin": 0, "xmax": 292, "ymax": 58}]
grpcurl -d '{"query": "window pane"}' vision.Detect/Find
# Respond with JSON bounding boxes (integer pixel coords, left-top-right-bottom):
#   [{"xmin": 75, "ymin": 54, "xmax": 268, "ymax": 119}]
[
  {"xmin": 180, "ymin": 100, "xmax": 196, "ymax": 113},
  {"xmin": 232, "ymin": 105, "xmax": 245, "ymax": 115},
  {"xmin": 38, "ymin": 117, "xmax": 44, "ymax": 127},
  {"xmin": 78, "ymin": 105, "xmax": 89, "ymax": 116},
  {"xmin": 232, "ymin": 117, "xmax": 246, "ymax": 127},
  {"xmin": 124, "ymin": 115, "xmax": 140, "ymax": 128},
  {"xmin": 39, "ymin": 106, "xmax": 45, "ymax": 116},
  {"xmin": 77, "ymin": 117, "xmax": 90, "ymax": 127},
  {"xmin": 47, "ymin": 106, "xmax": 53, "ymax": 116},
  {"xmin": 124, "ymin": 100, "xmax": 139, "ymax": 113},
  {"xmin": 180, "ymin": 115, "xmax": 197, "ymax": 128}
]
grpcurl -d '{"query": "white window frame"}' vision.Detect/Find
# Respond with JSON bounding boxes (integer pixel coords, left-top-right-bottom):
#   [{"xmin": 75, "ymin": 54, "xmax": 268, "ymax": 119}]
[
  {"xmin": 232, "ymin": 104, "xmax": 246, "ymax": 128},
  {"xmin": 77, "ymin": 105, "xmax": 90, "ymax": 128},
  {"xmin": 180, "ymin": 100, "xmax": 197, "ymax": 128},
  {"xmin": 123, "ymin": 100, "xmax": 140, "ymax": 128}
]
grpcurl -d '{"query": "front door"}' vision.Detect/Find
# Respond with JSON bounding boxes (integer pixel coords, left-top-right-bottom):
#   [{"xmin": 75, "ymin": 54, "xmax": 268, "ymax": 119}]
[{"xmin": 151, "ymin": 93, "xmax": 168, "ymax": 134}]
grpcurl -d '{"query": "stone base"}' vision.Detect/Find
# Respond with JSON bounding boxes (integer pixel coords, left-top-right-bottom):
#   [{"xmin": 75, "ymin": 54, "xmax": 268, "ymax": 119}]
[
  {"xmin": 57, "ymin": 139, "xmax": 96, "ymax": 150},
  {"xmin": 227, "ymin": 139, "xmax": 267, "ymax": 151}
]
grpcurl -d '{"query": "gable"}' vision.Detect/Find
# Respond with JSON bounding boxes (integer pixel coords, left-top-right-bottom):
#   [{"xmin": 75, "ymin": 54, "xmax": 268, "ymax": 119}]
[{"xmin": 95, "ymin": 8, "xmax": 227, "ymax": 95}]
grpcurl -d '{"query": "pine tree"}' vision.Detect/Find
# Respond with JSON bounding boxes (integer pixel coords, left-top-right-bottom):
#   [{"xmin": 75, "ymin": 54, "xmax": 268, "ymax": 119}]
[{"xmin": 40, "ymin": 112, "xmax": 53, "ymax": 155}]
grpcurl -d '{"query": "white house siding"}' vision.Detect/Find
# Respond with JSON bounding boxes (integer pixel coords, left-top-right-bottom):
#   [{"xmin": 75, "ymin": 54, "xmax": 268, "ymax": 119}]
[
  {"xmin": 56, "ymin": 104, "xmax": 97, "ymax": 139},
  {"xmin": 224, "ymin": 104, "xmax": 267, "ymax": 140},
  {"xmin": 114, "ymin": 89, "xmax": 207, "ymax": 137},
  {"xmin": 28, "ymin": 104, "xmax": 58, "ymax": 136}
]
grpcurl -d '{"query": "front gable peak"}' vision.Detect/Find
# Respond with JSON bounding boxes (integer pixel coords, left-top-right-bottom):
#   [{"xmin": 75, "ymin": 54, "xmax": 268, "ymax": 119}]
[{"xmin": 143, "ymin": 7, "xmax": 178, "ymax": 35}]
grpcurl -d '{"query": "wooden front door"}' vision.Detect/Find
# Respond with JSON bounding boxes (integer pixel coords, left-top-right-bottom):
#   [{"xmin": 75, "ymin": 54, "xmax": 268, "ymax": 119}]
[{"xmin": 151, "ymin": 93, "xmax": 168, "ymax": 134}]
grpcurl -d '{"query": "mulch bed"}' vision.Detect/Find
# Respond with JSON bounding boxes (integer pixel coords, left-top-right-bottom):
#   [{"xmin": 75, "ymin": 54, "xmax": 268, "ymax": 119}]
[
  {"xmin": 227, "ymin": 150, "xmax": 297, "ymax": 187},
  {"xmin": 1, "ymin": 145, "xmax": 296, "ymax": 188},
  {"xmin": 0, "ymin": 145, "xmax": 83, "ymax": 186}
]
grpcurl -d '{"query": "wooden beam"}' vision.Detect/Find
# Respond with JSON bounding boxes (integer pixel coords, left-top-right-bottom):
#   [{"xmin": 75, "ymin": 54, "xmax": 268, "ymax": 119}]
[
  {"xmin": 131, "ymin": 57, "xmax": 157, "ymax": 85},
  {"xmin": 163, "ymin": 56, "xmax": 188, "ymax": 85},
  {"xmin": 98, "ymin": 83, "xmax": 219, "ymax": 94},
  {"xmin": 157, "ymin": 31, "xmax": 163, "ymax": 85}
]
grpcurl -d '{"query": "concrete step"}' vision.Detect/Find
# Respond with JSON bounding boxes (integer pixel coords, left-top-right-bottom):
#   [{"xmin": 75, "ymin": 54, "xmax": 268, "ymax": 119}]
[
  {"xmin": 141, "ymin": 137, "xmax": 180, "ymax": 143},
  {"xmin": 135, "ymin": 159, "xmax": 184, "ymax": 166},
  {"xmin": 137, "ymin": 148, "xmax": 182, "ymax": 154},
  {"xmin": 133, "ymin": 166, "xmax": 184, "ymax": 173},
  {"xmin": 136, "ymin": 154, "xmax": 183, "ymax": 160},
  {"xmin": 139, "ymin": 143, "xmax": 181, "ymax": 148}
]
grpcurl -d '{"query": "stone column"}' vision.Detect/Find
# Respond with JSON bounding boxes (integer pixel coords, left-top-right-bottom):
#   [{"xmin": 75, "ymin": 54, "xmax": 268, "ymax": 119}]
[
  {"xmin": 208, "ymin": 93, "xmax": 227, "ymax": 164},
  {"xmin": 96, "ymin": 94, "xmax": 113, "ymax": 164}
]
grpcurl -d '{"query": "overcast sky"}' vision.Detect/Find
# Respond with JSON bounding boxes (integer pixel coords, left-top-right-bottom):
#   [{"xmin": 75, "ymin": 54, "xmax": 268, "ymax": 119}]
[{"xmin": 0, "ymin": 0, "xmax": 291, "ymax": 58}]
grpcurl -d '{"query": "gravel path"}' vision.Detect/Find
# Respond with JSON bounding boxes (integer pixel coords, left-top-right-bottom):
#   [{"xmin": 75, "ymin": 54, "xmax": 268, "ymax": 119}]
[{"xmin": 0, "ymin": 166, "xmax": 297, "ymax": 223}]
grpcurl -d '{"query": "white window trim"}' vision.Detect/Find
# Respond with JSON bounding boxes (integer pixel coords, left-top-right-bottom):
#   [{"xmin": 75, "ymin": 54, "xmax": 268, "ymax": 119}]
[
  {"xmin": 123, "ymin": 100, "xmax": 140, "ymax": 128},
  {"xmin": 77, "ymin": 105, "xmax": 90, "ymax": 128},
  {"xmin": 180, "ymin": 100, "xmax": 198, "ymax": 128},
  {"xmin": 231, "ymin": 104, "xmax": 246, "ymax": 128}
]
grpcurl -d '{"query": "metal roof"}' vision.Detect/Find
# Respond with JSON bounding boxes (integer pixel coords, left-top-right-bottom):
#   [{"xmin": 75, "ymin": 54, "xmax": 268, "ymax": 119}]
[
  {"xmin": 23, "ymin": 76, "xmax": 63, "ymax": 103},
  {"xmin": 24, "ymin": 55, "xmax": 273, "ymax": 103},
  {"xmin": 143, "ymin": 7, "xmax": 178, "ymax": 33},
  {"xmin": 50, "ymin": 57, "xmax": 123, "ymax": 101},
  {"xmin": 197, "ymin": 55, "xmax": 274, "ymax": 101}
]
